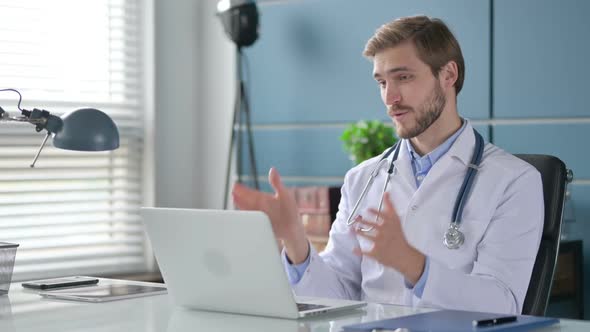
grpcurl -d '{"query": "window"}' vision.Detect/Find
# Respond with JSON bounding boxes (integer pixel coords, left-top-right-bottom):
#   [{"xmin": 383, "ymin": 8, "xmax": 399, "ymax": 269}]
[{"xmin": 0, "ymin": 0, "xmax": 152, "ymax": 281}]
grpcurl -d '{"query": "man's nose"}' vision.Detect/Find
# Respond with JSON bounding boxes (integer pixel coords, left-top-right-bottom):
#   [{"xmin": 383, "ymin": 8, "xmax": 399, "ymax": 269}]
[{"xmin": 384, "ymin": 84, "xmax": 402, "ymax": 106}]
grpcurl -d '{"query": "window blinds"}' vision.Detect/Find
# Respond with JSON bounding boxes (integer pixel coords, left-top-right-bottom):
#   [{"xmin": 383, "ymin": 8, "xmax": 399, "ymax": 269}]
[{"xmin": 0, "ymin": 0, "xmax": 149, "ymax": 281}]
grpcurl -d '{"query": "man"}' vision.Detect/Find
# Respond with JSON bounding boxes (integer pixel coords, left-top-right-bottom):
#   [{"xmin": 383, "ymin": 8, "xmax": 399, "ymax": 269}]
[{"xmin": 232, "ymin": 16, "xmax": 543, "ymax": 314}]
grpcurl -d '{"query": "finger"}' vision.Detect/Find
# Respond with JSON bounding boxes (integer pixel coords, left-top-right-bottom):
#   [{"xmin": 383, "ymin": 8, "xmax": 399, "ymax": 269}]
[
  {"xmin": 382, "ymin": 192, "xmax": 397, "ymax": 214},
  {"xmin": 365, "ymin": 208, "xmax": 388, "ymax": 222},
  {"xmin": 354, "ymin": 227, "xmax": 377, "ymax": 240},
  {"xmin": 354, "ymin": 216, "xmax": 381, "ymax": 229},
  {"xmin": 268, "ymin": 167, "xmax": 288, "ymax": 196},
  {"xmin": 348, "ymin": 216, "xmax": 366, "ymax": 234},
  {"xmin": 366, "ymin": 198, "xmax": 398, "ymax": 225},
  {"xmin": 232, "ymin": 183, "xmax": 271, "ymax": 210}
]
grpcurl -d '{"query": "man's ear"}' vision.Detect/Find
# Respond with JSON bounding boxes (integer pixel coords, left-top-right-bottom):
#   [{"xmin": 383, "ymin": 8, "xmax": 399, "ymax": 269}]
[{"xmin": 439, "ymin": 61, "xmax": 458, "ymax": 91}]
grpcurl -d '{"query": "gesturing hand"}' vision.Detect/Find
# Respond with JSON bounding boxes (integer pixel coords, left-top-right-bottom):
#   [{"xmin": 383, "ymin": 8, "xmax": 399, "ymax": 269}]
[
  {"xmin": 352, "ymin": 192, "xmax": 426, "ymax": 285},
  {"xmin": 232, "ymin": 167, "xmax": 309, "ymax": 263}
]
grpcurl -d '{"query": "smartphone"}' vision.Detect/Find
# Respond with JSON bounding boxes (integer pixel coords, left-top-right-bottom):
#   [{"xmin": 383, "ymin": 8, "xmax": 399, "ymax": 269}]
[{"xmin": 22, "ymin": 276, "xmax": 99, "ymax": 290}]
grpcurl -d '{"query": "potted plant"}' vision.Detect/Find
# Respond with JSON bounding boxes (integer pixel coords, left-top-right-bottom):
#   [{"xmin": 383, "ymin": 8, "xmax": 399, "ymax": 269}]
[{"xmin": 340, "ymin": 120, "xmax": 398, "ymax": 165}]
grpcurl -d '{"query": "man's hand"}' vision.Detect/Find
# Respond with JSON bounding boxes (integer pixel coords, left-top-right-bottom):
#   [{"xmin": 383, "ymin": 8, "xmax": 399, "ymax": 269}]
[
  {"xmin": 352, "ymin": 192, "xmax": 426, "ymax": 285},
  {"xmin": 232, "ymin": 167, "xmax": 309, "ymax": 264}
]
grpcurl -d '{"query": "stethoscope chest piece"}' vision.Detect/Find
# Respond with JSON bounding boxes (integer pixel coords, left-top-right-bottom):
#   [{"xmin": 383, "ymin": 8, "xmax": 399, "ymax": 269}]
[{"xmin": 443, "ymin": 223, "xmax": 464, "ymax": 249}]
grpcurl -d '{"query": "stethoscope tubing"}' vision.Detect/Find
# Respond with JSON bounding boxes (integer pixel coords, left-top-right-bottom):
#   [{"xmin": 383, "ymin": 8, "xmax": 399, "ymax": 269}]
[
  {"xmin": 345, "ymin": 143, "xmax": 400, "ymax": 231},
  {"xmin": 346, "ymin": 129, "xmax": 484, "ymax": 248},
  {"xmin": 450, "ymin": 131, "xmax": 484, "ymax": 226}
]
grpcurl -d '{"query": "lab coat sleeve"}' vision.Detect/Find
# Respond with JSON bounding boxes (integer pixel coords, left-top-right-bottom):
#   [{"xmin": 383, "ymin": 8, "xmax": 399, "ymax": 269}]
[
  {"xmin": 418, "ymin": 168, "xmax": 544, "ymax": 314},
  {"xmin": 289, "ymin": 172, "xmax": 363, "ymax": 300}
]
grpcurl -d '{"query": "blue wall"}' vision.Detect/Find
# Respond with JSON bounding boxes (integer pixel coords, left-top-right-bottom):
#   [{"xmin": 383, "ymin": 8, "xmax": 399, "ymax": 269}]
[{"xmin": 239, "ymin": 0, "xmax": 590, "ymax": 318}]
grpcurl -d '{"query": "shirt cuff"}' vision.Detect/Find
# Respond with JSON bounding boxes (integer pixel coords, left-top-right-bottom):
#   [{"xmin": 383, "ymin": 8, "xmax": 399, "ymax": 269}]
[
  {"xmin": 281, "ymin": 243, "xmax": 312, "ymax": 285},
  {"xmin": 404, "ymin": 256, "xmax": 430, "ymax": 298}
]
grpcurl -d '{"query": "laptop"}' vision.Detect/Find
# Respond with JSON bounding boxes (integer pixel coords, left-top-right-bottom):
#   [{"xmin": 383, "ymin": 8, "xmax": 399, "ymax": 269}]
[{"xmin": 141, "ymin": 207, "xmax": 366, "ymax": 319}]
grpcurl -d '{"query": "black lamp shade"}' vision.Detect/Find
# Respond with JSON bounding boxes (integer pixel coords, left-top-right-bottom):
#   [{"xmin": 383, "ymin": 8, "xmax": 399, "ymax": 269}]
[{"xmin": 52, "ymin": 108, "xmax": 120, "ymax": 151}]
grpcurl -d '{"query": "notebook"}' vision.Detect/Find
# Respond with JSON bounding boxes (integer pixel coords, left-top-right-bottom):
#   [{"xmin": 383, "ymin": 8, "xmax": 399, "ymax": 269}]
[
  {"xmin": 341, "ymin": 309, "xmax": 559, "ymax": 332},
  {"xmin": 141, "ymin": 207, "xmax": 366, "ymax": 319}
]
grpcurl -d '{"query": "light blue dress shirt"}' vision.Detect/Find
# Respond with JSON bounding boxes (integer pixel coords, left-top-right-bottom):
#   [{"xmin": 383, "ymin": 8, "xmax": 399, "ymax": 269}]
[{"xmin": 285, "ymin": 120, "xmax": 468, "ymax": 299}]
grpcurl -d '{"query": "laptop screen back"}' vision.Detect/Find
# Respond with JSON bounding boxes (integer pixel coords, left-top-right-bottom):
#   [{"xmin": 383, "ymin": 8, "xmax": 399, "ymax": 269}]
[{"xmin": 141, "ymin": 208, "xmax": 300, "ymax": 319}]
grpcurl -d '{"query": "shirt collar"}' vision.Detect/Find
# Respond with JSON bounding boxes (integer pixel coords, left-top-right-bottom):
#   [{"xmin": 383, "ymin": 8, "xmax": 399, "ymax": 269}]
[{"xmin": 405, "ymin": 119, "xmax": 468, "ymax": 170}]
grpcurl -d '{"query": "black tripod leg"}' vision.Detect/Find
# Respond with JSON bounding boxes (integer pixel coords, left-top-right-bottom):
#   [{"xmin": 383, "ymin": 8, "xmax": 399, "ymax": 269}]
[
  {"xmin": 223, "ymin": 48, "xmax": 260, "ymax": 207},
  {"xmin": 223, "ymin": 62, "xmax": 243, "ymax": 209},
  {"xmin": 241, "ymin": 79, "xmax": 259, "ymax": 190}
]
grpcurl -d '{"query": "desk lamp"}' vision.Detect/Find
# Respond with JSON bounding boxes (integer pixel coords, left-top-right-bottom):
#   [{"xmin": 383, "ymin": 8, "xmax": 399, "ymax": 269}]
[
  {"xmin": 0, "ymin": 88, "xmax": 120, "ymax": 167},
  {"xmin": 0, "ymin": 88, "xmax": 120, "ymax": 294}
]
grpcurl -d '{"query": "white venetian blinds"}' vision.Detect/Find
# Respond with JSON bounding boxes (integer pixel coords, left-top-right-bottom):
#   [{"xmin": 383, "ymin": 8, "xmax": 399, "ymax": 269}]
[{"xmin": 0, "ymin": 0, "xmax": 149, "ymax": 281}]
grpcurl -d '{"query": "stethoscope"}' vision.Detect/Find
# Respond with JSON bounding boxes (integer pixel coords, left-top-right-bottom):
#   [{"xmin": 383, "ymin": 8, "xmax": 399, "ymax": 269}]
[{"xmin": 345, "ymin": 129, "xmax": 484, "ymax": 249}]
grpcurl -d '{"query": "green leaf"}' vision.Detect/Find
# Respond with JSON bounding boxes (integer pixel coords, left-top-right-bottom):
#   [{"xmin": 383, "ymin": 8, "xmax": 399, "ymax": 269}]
[{"xmin": 339, "ymin": 119, "xmax": 398, "ymax": 165}]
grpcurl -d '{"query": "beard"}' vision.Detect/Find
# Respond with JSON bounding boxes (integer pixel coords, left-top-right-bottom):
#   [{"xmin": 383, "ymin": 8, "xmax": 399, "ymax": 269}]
[{"xmin": 393, "ymin": 82, "xmax": 447, "ymax": 139}]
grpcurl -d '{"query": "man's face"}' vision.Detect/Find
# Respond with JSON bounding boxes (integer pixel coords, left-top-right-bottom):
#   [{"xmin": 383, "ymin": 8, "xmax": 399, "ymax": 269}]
[{"xmin": 373, "ymin": 42, "xmax": 446, "ymax": 139}]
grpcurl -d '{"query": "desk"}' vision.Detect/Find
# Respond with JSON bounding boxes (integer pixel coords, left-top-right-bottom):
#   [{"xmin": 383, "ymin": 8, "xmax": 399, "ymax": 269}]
[{"xmin": 0, "ymin": 279, "xmax": 589, "ymax": 332}]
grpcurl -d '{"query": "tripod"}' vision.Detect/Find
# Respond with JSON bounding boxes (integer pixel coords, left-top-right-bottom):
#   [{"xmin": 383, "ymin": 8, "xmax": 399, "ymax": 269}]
[{"xmin": 223, "ymin": 48, "xmax": 259, "ymax": 209}]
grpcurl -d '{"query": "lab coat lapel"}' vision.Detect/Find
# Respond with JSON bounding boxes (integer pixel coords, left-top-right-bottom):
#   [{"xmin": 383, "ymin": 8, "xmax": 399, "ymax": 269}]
[
  {"xmin": 413, "ymin": 122, "xmax": 477, "ymax": 200},
  {"xmin": 447, "ymin": 122, "xmax": 477, "ymax": 166}
]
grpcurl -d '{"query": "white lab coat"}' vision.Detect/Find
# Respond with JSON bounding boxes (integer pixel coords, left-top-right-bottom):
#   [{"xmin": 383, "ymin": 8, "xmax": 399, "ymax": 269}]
[{"xmin": 288, "ymin": 122, "xmax": 544, "ymax": 314}]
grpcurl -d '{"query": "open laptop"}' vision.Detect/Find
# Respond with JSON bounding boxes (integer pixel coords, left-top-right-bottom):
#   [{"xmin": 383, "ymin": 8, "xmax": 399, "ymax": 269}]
[{"xmin": 141, "ymin": 207, "xmax": 366, "ymax": 319}]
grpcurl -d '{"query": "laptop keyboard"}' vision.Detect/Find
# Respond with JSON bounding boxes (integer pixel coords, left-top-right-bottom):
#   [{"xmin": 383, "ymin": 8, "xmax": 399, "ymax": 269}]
[{"xmin": 296, "ymin": 303, "xmax": 328, "ymax": 312}]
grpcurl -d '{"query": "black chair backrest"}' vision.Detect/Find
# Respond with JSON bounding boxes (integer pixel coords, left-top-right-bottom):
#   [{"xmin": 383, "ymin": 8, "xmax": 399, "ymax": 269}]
[{"xmin": 516, "ymin": 154, "xmax": 569, "ymax": 316}]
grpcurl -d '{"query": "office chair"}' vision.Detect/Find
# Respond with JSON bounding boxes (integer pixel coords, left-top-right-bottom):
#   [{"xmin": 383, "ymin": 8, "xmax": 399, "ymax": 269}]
[{"xmin": 516, "ymin": 154, "xmax": 572, "ymax": 316}]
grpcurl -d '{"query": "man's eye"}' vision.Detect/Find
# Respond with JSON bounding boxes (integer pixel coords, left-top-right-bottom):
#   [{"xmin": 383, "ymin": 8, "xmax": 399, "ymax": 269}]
[
  {"xmin": 377, "ymin": 81, "xmax": 386, "ymax": 88},
  {"xmin": 399, "ymin": 74, "xmax": 410, "ymax": 81}
]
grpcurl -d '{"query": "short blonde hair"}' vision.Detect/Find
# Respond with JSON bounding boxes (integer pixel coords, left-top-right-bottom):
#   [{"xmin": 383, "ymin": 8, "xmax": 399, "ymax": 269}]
[{"xmin": 364, "ymin": 15, "xmax": 465, "ymax": 95}]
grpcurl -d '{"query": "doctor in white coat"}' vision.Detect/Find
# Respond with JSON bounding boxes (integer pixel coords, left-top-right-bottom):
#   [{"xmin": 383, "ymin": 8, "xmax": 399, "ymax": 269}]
[{"xmin": 232, "ymin": 15, "xmax": 543, "ymax": 315}]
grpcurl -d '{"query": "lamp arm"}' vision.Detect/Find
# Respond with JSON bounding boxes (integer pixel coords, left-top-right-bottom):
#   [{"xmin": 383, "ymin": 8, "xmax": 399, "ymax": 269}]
[
  {"xmin": 1, "ymin": 89, "xmax": 61, "ymax": 131},
  {"xmin": 0, "ymin": 112, "xmax": 48, "ymax": 125},
  {"xmin": 1, "ymin": 89, "xmax": 65, "ymax": 167},
  {"xmin": 0, "ymin": 110, "xmax": 58, "ymax": 168}
]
